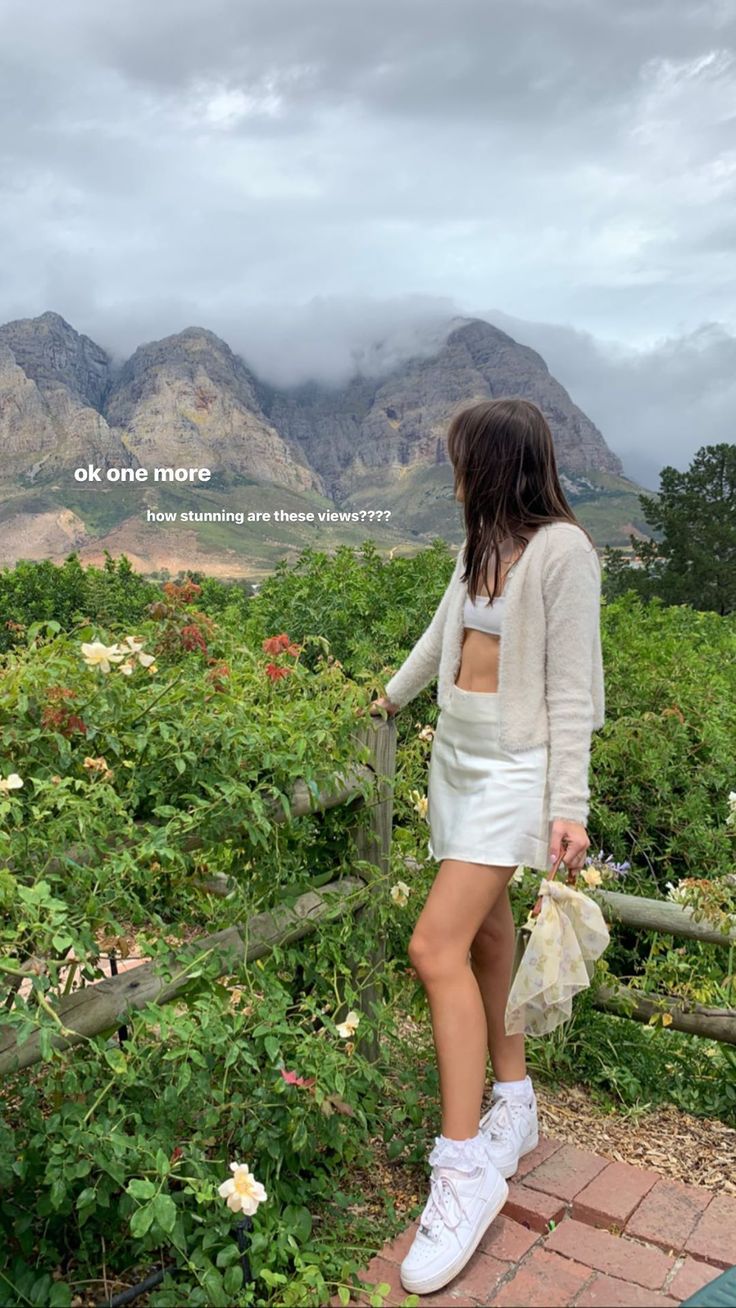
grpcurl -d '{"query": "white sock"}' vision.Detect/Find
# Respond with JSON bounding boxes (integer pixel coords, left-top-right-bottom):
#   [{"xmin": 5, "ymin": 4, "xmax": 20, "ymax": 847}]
[
  {"xmin": 431, "ymin": 1130, "xmax": 488, "ymax": 1172},
  {"xmin": 493, "ymin": 1074, "xmax": 533, "ymax": 1103}
]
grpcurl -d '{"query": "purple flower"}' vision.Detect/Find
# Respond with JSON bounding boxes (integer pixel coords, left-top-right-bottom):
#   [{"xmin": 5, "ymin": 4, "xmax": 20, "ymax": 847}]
[{"xmin": 585, "ymin": 850, "xmax": 630, "ymax": 878}]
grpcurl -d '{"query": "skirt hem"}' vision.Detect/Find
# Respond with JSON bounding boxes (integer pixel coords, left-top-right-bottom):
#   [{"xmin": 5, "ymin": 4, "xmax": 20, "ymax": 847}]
[
  {"xmin": 429, "ymin": 853, "xmax": 522, "ymax": 868},
  {"xmin": 428, "ymin": 850, "xmax": 549, "ymax": 871}
]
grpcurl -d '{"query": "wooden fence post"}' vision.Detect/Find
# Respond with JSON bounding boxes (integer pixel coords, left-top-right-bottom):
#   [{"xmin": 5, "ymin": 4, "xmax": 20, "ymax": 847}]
[
  {"xmin": 511, "ymin": 927, "xmax": 528, "ymax": 983},
  {"xmin": 342, "ymin": 716, "xmax": 397, "ymax": 1064}
]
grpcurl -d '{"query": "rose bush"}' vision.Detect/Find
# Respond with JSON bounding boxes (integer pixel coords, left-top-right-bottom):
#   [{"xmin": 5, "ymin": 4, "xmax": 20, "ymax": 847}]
[{"xmin": 2, "ymin": 540, "xmax": 735, "ymax": 1304}]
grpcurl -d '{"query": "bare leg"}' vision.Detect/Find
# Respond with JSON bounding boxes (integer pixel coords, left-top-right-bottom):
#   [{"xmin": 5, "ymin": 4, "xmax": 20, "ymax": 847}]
[
  {"xmin": 408, "ymin": 857, "xmax": 518, "ymax": 1140},
  {"xmin": 469, "ymin": 887, "xmax": 526, "ymax": 1082}
]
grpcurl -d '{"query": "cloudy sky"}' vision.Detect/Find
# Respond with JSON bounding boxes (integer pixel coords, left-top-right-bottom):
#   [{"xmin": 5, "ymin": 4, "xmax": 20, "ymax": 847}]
[{"xmin": 1, "ymin": 0, "xmax": 734, "ymax": 489}]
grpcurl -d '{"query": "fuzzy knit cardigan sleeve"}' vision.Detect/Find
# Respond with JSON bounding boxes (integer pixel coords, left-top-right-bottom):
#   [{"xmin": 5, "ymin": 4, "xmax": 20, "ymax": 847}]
[{"xmin": 542, "ymin": 537, "xmax": 602, "ymax": 826}]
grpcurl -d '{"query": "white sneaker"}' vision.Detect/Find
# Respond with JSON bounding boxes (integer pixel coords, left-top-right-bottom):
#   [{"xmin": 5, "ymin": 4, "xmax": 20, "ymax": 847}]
[
  {"xmin": 479, "ymin": 1090, "xmax": 539, "ymax": 1178},
  {"xmin": 399, "ymin": 1141, "xmax": 509, "ymax": 1295}
]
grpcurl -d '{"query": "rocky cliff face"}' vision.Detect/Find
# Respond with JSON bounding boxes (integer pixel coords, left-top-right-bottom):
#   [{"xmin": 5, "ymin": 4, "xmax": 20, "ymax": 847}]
[
  {"xmin": 0, "ymin": 345, "xmax": 59, "ymax": 479},
  {"xmin": 0, "ymin": 314, "xmax": 127, "ymax": 481},
  {"xmin": 258, "ymin": 317, "xmax": 622, "ymax": 497},
  {"xmin": 0, "ymin": 310, "xmax": 111, "ymax": 409},
  {"xmin": 446, "ymin": 319, "xmax": 622, "ymax": 472},
  {"xmin": 105, "ymin": 327, "xmax": 324, "ymax": 493}
]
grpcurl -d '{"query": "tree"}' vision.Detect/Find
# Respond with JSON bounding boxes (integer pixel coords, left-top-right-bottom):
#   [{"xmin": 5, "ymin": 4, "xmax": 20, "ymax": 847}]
[{"xmin": 603, "ymin": 443, "xmax": 736, "ymax": 615}]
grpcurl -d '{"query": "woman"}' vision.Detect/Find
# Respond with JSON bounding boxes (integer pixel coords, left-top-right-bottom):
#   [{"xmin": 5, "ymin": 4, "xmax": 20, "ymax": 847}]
[{"xmin": 370, "ymin": 396, "xmax": 605, "ymax": 1296}]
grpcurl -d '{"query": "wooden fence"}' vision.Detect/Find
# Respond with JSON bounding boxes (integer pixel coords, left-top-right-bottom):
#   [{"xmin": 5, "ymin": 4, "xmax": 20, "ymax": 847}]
[
  {"xmin": 0, "ymin": 718, "xmax": 396, "ymax": 1075},
  {"xmin": 1, "ymin": 713, "xmax": 734, "ymax": 1076},
  {"xmin": 590, "ymin": 890, "xmax": 736, "ymax": 1045}
]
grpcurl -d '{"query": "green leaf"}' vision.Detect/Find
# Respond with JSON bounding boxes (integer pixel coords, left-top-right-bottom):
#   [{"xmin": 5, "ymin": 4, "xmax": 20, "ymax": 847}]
[
  {"xmin": 104, "ymin": 1047, "xmax": 127, "ymax": 1075},
  {"xmin": 127, "ymin": 1178, "xmax": 156, "ymax": 1200},
  {"xmin": 283, "ymin": 1203, "xmax": 312, "ymax": 1244},
  {"xmin": 103, "ymin": 1159, "xmax": 127, "ymax": 1186},
  {"xmin": 130, "ymin": 1202, "xmax": 155, "ymax": 1238},
  {"xmin": 200, "ymin": 1266, "xmax": 228, "ymax": 1308},
  {"xmin": 216, "ymin": 1244, "xmax": 243, "ymax": 1268},
  {"xmin": 223, "ymin": 1265, "xmax": 243, "ymax": 1296},
  {"xmin": 151, "ymin": 1192, "xmax": 177, "ymax": 1235},
  {"xmin": 29, "ymin": 1275, "xmax": 53, "ymax": 1306},
  {"xmin": 292, "ymin": 1120, "xmax": 308, "ymax": 1151},
  {"xmin": 155, "ymin": 1147, "xmax": 171, "ymax": 1175},
  {"xmin": 49, "ymin": 1283, "xmax": 72, "ymax": 1308},
  {"xmin": 177, "ymin": 1062, "xmax": 192, "ymax": 1091}
]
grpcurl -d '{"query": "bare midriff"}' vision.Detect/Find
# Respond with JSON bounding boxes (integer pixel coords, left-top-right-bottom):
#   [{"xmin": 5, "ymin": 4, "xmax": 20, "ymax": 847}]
[{"xmin": 454, "ymin": 532, "xmax": 534, "ymax": 694}]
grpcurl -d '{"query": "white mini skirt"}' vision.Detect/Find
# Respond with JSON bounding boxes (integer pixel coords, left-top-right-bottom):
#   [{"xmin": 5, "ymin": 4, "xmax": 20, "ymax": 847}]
[{"xmin": 426, "ymin": 684, "xmax": 551, "ymax": 871}]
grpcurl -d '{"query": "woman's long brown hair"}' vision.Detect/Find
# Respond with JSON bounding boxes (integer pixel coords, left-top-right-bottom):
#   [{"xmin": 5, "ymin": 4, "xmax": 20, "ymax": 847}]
[{"xmin": 446, "ymin": 396, "xmax": 595, "ymax": 603}]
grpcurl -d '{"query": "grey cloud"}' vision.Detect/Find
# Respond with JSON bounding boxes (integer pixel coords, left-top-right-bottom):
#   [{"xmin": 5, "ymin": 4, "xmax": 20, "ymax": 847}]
[
  {"xmin": 4, "ymin": 0, "xmax": 733, "ymax": 126},
  {"xmin": 0, "ymin": 0, "xmax": 734, "ymax": 484}
]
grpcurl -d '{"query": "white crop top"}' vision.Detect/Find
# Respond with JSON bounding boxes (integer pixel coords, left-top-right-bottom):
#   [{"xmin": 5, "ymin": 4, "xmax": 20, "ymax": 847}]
[{"xmin": 462, "ymin": 556, "xmax": 520, "ymax": 638}]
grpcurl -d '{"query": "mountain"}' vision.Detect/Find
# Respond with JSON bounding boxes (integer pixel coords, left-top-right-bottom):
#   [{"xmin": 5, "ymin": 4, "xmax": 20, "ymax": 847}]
[
  {"xmin": 0, "ymin": 309, "xmax": 109, "ymax": 408},
  {"xmin": 258, "ymin": 317, "xmax": 622, "ymax": 499},
  {"xmin": 0, "ymin": 311, "xmax": 127, "ymax": 481},
  {"xmin": 0, "ymin": 311, "xmax": 648, "ymax": 576},
  {"xmin": 105, "ymin": 327, "xmax": 322, "ymax": 494}
]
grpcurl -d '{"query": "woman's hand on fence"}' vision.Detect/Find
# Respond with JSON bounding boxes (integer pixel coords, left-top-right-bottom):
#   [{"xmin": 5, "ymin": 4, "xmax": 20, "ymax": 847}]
[
  {"xmin": 369, "ymin": 696, "xmax": 400, "ymax": 717},
  {"xmin": 531, "ymin": 818, "xmax": 590, "ymax": 916}
]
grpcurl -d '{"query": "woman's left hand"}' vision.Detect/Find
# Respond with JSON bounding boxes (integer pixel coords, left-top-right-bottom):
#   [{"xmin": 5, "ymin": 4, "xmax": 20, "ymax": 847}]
[{"xmin": 531, "ymin": 819, "xmax": 590, "ymax": 916}]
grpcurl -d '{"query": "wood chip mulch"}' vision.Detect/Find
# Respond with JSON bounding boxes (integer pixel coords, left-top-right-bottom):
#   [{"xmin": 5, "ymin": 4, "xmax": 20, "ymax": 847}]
[{"xmin": 535, "ymin": 1081, "xmax": 736, "ymax": 1194}]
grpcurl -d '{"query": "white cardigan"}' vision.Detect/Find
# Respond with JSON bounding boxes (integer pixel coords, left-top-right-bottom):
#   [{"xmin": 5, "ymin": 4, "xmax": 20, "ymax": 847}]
[{"xmin": 383, "ymin": 521, "xmax": 606, "ymax": 827}]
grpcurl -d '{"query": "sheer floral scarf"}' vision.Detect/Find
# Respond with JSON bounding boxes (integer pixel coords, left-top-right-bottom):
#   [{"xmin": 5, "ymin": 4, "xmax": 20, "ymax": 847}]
[{"xmin": 505, "ymin": 878, "xmax": 610, "ymax": 1036}]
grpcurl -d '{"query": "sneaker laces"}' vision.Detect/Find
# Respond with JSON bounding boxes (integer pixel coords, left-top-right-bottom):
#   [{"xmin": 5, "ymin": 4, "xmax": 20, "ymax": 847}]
[
  {"xmin": 418, "ymin": 1169, "xmax": 469, "ymax": 1242},
  {"xmin": 481, "ymin": 1096, "xmax": 527, "ymax": 1141}
]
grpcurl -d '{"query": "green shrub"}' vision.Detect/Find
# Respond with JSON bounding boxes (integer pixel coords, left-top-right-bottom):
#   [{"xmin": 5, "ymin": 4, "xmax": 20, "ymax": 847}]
[
  {"xmin": 2, "ymin": 540, "xmax": 734, "ymax": 1302},
  {"xmin": 0, "ymin": 580, "xmax": 403, "ymax": 1305}
]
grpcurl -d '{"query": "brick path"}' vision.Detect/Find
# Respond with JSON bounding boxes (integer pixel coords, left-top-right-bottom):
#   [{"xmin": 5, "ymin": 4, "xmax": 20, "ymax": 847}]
[{"xmin": 332, "ymin": 1135, "xmax": 736, "ymax": 1306}]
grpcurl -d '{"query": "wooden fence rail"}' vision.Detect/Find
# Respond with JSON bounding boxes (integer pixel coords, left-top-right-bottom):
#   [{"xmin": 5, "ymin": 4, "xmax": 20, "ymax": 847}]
[
  {"xmin": 596, "ymin": 889, "xmax": 736, "ymax": 947},
  {"xmin": 0, "ymin": 877, "xmax": 369, "ymax": 1076},
  {"xmin": 2, "ymin": 711, "xmax": 734, "ymax": 1073},
  {"xmin": 586, "ymin": 888, "xmax": 736, "ymax": 1045},
  {"xmin": 592, "ymin": 984, "xmax": 736, "ymax": 1045},
  {"xmin": 0, "ymin": 718, "xmax": 396, "ymax": 1076}
]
